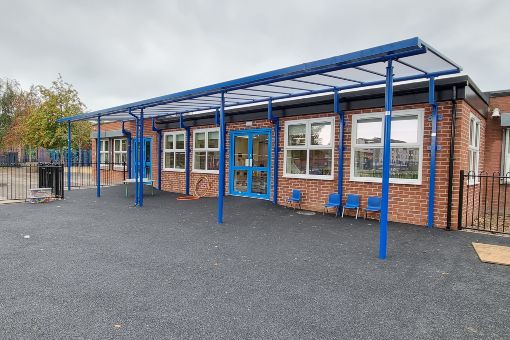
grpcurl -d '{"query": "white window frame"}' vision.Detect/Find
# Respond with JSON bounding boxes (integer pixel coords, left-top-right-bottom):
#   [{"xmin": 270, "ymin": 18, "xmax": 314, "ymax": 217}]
[
  {"xmin": 502, "ymin": 129, "xmax": 510, "ymax": 177},
  {"xmin": 350, "ymin": 109, "xmax": 424, "ymax": 185},
  {"xmin": 283, "ymin": 117, "xmax": 335, "ymax": 180},
  {"xmin": 99, "ymin": 139, "xmax": 110, "ymax": 167},
  {"xmin": 113, "ymin": 138, "xmax": 127, "ymax": 170},
  {"xmin": 163, "ymin": 131, "xmax": 187, "ymax": 172},
  {"xmin": 468, "ymin": 113, "xmax": 480, "ymax": 185},
  {"xmin": 192, "ymin": 127, "xmax": 220, "ymax": 174}
]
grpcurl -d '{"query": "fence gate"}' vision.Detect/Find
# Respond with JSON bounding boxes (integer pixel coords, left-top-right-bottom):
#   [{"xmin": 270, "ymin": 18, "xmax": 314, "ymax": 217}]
[{"xmin": 458, "ymin": 170, "xmax": 510, "ymax": 234}]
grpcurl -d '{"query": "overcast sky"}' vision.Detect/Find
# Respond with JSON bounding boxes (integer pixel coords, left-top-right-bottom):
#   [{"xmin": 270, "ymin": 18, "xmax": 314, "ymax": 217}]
[{"xmin": 1, "ymin": 0, "xmax": 509, "ymax": 111}]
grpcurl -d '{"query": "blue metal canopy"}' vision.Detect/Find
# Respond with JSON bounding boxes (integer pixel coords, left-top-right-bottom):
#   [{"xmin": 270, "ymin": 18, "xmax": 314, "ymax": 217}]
[
  {"xmin": 63, "ymin": 37, "xmax": 462, "ymax": 261},
  {"xmin": 58, "ymin": 37, "xmax": 460, "ymax": 123}
]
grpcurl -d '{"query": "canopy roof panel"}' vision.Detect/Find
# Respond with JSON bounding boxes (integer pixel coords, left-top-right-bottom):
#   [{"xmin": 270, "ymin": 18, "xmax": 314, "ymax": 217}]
[{"xmin": 58, "ymin": 37, "xmax": 461, "ymax": 123}]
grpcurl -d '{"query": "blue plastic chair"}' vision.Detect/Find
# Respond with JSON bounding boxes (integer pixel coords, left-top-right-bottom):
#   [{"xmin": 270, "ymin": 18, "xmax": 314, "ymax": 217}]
[
  {"xmin": 323, "ymin": 193, "xmax": 341, "ymax": 216},
  {"xmin": 286, "ymin": 189, "xmax": 302, "ymax": 210},
  {"xmin": 342, "ymin": 194, "xmax": 360, "ymax": 219},
  {"xmin": 364, "ymin": 196, "xmax": 382, "ymax": 220}
]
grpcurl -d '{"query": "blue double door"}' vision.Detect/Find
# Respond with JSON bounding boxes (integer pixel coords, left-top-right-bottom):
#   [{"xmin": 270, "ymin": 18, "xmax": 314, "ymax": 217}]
[
  {"xmin": 229, "ymin": 129, "xmax": 271, "ymax": 199},
  {"xmin": 132, "ymin": 137, "xmax": 152, "ymax": 179}
]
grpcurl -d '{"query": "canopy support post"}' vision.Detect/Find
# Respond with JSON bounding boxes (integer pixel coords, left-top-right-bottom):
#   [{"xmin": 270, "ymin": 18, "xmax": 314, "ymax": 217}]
[
  {"xmin": 334, "ymin": 88, "xmax": 344, "ymax": 216},
  {"xmin": 67, "ymin": 121, "xmax": 71, "ymax": 191},
  {"xmin": 96, "ymin": 116, "xmax": 101, "ymax": 197},
  {"xmin": 138, "ymin": 109, "xmax": 144, "ymax": 207},
  {"xmin": 121, "ymin": 121, "xmax": 132, "ymax": 179},
  {"xmin": 134, "ymin": 117, "xmax": 139, "ymax": 205},
  {"xmin": 427, "ymin": 77, "xmax": 438, "ymax": 228},
  {"xmin": 218, "ymin": 93, "xmax": 226, "ymax": 224},
  {"xmin": 379, "ymin": 60, "xmax": 394, "ymax": 260},
  {"xmin": 268, "ymin": 99, "xmax": 279, "ymax": 205},
  {"xmin": 179, "ymin": 113, "xmax": 191, "ymax": 195},
  {"xmin": 152, "ymin": 118, "xmax": 162, "ymax": 191}
]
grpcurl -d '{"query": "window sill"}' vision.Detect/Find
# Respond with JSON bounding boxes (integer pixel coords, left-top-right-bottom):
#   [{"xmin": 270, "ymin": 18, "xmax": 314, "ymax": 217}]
[
  {"xmin": 283, "ymin": 173, "xmax": 334, "ymax": 180},
  {"xmin": 350, "ymin": 177, "xmax": 422, "ymax": 185},
  {"xmin": 192, "ymin": 169, "xmax": 219, "ymax": 175},
  {"xmin": 162, "ymin": 168, "xmax": 186, "ymax": 173}
]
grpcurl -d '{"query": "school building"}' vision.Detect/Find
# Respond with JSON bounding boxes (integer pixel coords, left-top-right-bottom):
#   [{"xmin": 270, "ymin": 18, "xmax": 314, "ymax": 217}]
[{"xmin": 59, "ymin": 37, "xmax": 510, "ymax": 257}]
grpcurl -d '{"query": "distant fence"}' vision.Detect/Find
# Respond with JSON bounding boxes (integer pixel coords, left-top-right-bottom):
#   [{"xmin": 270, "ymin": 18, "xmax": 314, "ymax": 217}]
[
  {"xmin": 0, "ymin": 162, "xmax": 127, "ymax": 201},
  {"xmin": 458, "ymin": 170, "xmax": 510, "ymax": 234}
]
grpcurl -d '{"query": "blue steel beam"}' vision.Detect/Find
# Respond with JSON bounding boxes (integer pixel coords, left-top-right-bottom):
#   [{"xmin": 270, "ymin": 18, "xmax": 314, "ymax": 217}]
[
  {"xmin": 96, "ymin": 117, "xmax": 101, "ymax": 198},
  {"xmin": 427, "ymin": 77, "xmax": 438, "ymax": 228},
  {"xmin": 334, "ymin": 89, "xmax": 345, "ymax": 216},
  {"xmin": 121, "ymin": 121, "xmax": 132, "ymax": 178},
  {"xmin": 67, "ymin": 121, "xmax": 71, "ymax": 191},
  {"xmin": 152, "ymin": 118, "xmax": 163, "ymax": 191},
  {"xmin": 379, "ymin": 60, "xmax": 394, "ymax": 260},
  {"xmin": 138, "ymin": 109, "xmax": 144, "ymax": 207},
  {"xmin": 179, "ymin": 113, "xmax": 191, "ymax": 195},
  {"xmin": 267, "ymin": 98, "xmax": 280, "ymax": 205},
  {"xmin": 217, "ymin": 92, "xmax": 226, "ymax": 224},
  {"xmin": 134, "ymin": 117, "xmax": 139, "ymax": 205}
]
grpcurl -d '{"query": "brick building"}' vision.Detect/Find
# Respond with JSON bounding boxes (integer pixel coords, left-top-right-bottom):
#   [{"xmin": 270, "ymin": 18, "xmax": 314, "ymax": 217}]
[
  {"xmin": 88, "ymin": 75, "xmax": 504, "ymax": 230},
  {"xmin": 60, "ymin": 38, "xmax": 510, "ymax": 238}
]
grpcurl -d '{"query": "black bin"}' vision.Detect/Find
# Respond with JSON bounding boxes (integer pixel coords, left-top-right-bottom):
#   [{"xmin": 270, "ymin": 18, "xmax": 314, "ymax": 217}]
[{"xmin": 38, "ymin": 163, "xmax": 64, "ymax": 198}]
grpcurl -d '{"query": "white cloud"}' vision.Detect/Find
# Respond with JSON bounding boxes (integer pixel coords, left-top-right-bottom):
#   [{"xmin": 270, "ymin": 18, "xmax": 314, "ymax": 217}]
[{"xmin": 1, "ymin": 0, "xmax": 509, "ymax": 111}]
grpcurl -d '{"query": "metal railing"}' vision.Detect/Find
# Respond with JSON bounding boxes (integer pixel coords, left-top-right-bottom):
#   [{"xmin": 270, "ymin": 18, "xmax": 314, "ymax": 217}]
[
  {"xmin": 458, "ymin": 170, "xmax": 510, "ymax": 234},
  {"xmin": 0, "ymin": 162, "xmax": 127, "ymax": 201}
]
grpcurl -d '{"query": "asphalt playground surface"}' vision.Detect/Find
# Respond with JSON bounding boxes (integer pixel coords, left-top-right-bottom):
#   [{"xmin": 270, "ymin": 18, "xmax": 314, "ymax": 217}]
[{"xmin": 0, "ymin": 186, "xmax": 509, "ymax": 339}]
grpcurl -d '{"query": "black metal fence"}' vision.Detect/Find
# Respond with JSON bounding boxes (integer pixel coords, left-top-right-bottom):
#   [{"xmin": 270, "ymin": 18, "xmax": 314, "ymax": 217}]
[
  {"xmin": 458, "ymin": 170, "xmax": 510, "ymax": 234},
  {"xmin": 64, "ymin": 162, "xmax": 127, "ymax": 189},
  {"xmin": 0, "ymin": 162, "xmax": 127, "ymax": 201}
]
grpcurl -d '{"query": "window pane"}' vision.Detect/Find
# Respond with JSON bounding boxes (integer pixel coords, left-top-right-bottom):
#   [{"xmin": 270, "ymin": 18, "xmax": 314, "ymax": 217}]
[
  {"xmin": 195, "ymin": 132, "xmax": 206, "ymax": 148},
  {"xmin": 354, "ymin": 148, "xmax": 382, "ymax": 178},
  {"xmin": 165, "ymin": 135, "xmax": 174, "ymax": 150},
  {"xmin": 391, "ymin": 148, "xmax": 420, "ymax": 179},
  {"xmin": 207, "ymin": 151, "xmax": 219, "ymax": 171},
  {"xmin": 469, "ymin": 120, "xmax": 474, "ymax": 146},
  {"xmin": 176, "ymin": 133, "xmax": 185, "ymax": 150},
  {"xmin": 286, "ymin": 150, "xmax": 307, "ymax": 174},
  {"xmin": 251, "ymin": 171, "xmax": 267, "ymax": 194},
  {"xmin": 354, "ymin": 147, "xmax": 419, "ymax": 179},
  {"xmin": 309, "ymin": 149, "xmax": 332, "ymax": 175},
  {"xmin": 252, "ymin": 133, "xmax": 268, "ymax": 167},
  {"xmin": 208, "ymin": 131, "xmax": 219, "ymax": 149},
  {"xmin": 234, "ymin": 135, "xmax": 249, "ymax": 166},
  {"xmin": 194, "ymin": 151, "xmax": 206, "ymax": 170},
  {"xmin": 288, "ymin": 124, "xmax": 306, "ymax": 146},
  {"xmin": 114, "ymin": 153, "xmax": 122, "ymax": 164},
  {"xmin": 311, "ymin": 122, "xmax": 331, "ymax": 146},
  {"xmin": 165, "ymin": 152, "xmax": 174, "ymax": 169},
  {"xmin": 356, "ymin": 118, "xmax": 382, "ymax": 144},
  {"xmin": 234, "ymin": 170, "xmax": 248, "ymax": 193},
  {"xmin": 121, "ymin": 153, "xmax": 127, "ymax": 164},
  {"xmin": 114, "ymin": 139, "xmax": 121, "ymax": 151},
  {"xmin": 391, "ymin": 115, "xmax": 418, "ymax": 144},
  {"xmin": 121, "ymin": 139, "xmax": 127, "ymax": 151},
  {"xmin": 475, "ymin": 122, "xmax": 480, "ymax": 148},
  {"xmin": 175, "ymin": 152, "xmax": 185, "ymax": 169}
]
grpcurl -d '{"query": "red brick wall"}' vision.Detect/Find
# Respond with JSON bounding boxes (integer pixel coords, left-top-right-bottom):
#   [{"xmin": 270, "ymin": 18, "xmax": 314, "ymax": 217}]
[{"xmin": 92, "ymin": 98, "xmax": 487, "ymax": 229}]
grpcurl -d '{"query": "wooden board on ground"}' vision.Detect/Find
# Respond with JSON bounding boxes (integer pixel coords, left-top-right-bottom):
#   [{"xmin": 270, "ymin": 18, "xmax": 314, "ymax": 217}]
[{"xmin": 472, "ymin": 242, "xmax": 510, "ymax": 266}]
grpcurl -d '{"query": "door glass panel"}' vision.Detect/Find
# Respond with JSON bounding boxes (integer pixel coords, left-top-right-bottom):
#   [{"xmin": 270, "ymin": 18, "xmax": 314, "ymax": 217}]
[
  {"xmin": 145, "ymin": 141, "xmax": 151, "ymax": 162},
  {"xmin": 252, "ymin": 133, "xmax": 268, "ymax": 168},
  {"xmin": 234, "ymin": 135, "xmax": 249, "ymax": 166},
  {"xmin": 234, "ymin": 170, "xmax": 248, "ymax": 192},
  {"xmin": 251, "ymin": 171, "xmax": 267, "ymax": 194}
]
